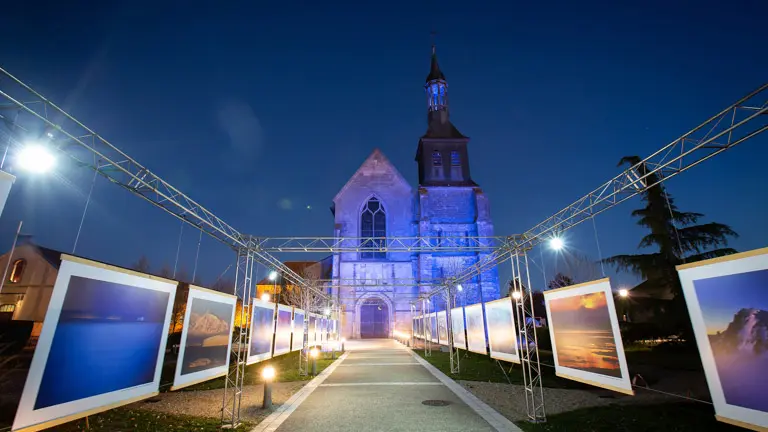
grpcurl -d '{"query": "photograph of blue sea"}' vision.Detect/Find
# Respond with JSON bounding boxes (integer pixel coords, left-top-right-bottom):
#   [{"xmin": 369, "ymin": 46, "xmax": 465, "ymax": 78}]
[
  {"xmin": 274, "ymin": 309, "xmax": 292, "ymax": 354},
  {"xmin": 694, "ymin": 268, "xmax": 768, "ymax": 412},
  {"xmin": 34, "ymin": 275, "xmax": 170, "ymax": 410},
  {"xmin": 250, "ymin": 305, "xmax": 274, "ymax": 356}
]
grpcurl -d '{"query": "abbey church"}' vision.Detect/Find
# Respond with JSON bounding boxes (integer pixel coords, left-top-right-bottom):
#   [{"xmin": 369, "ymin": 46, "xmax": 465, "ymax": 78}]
[{"xmin": 330, "ymin": 47, "xmax": 501, "ymax": 339}]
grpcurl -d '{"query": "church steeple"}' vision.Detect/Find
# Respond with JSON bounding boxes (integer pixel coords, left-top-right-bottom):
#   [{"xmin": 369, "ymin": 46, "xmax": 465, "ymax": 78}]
[
  {"xmin": 416, "ymin": 44, "xmax": 475, "ymax": 187},
  {"xmin": 426, "ymin": 45, "xmax": 448, "ymax": 113}
]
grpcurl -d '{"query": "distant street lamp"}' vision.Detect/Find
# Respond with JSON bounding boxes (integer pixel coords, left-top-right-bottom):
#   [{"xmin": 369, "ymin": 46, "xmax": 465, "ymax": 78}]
[
  {"xmin": 549, "ymin": 237, "xmax": 564, "ymax": 251},
  {"xmin": 310, "ymin": 348, "xmax": 319, "ymax": 375},
  {"xmin": 268, "ymin": 271, "xmax": 278, "ymax": 281},
  {"xmin": 512, "ymin": 291, "xmax": 522, "ymax": 300},
  {"xmin": 261, "ymin": 293, "xmax": 270, "ymax": 302},
  {"xmin": 618, "ymin": 289, "xmax": 629, "ymax": 298}
]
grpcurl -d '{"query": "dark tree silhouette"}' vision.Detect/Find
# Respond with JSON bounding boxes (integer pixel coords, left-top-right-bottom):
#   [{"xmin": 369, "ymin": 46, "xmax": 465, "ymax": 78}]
[
  {"xmin": 604, "ymin": 156, "xmax": 738, "ymax": 338},
  {"xmin": 547, "ymin": 273, "xmax": 575, "ymax": 290},
  {"xmin": 132, "ymin": 255, "xmax": 151, "ymax": 274}
]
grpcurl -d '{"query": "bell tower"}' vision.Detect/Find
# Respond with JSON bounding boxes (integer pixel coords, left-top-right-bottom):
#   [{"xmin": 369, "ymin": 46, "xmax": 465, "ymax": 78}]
[{"xmin": 415, "ymin": 45, "xmax": 475, "ymax": 187}]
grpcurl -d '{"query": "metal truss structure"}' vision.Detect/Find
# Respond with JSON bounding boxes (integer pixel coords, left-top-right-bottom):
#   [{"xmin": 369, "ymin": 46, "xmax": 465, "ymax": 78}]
[
  {"xmin": 254, "ymin": 236, "xmax": 508, "ymax": 253},
  {"xmin": 510, "ymin": 252, "xmax": 546, "ymax": 422}
]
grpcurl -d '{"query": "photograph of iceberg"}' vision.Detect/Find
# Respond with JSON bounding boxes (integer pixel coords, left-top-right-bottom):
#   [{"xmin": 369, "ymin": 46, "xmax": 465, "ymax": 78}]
[
  {"xmin": 694, "ymin": 268, "xmax": 768, "ymax": 413},
  {"xmin": 34, "ymin": 275, "xmax": 170, "ymax": 410},
  {"xmin": 180, "ymin": 297, "xmax": 233, "ymax": 375}
]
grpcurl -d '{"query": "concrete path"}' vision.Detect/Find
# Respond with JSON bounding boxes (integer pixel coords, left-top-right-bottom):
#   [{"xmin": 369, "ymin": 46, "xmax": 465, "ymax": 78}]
[{"xmin": 254, "ymin": 339, "xmax": 521, "ymax": 432}]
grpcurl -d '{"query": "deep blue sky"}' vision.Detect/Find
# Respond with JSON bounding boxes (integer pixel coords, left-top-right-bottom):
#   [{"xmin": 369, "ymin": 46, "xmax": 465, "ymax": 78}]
[{"xmin": 1, "ymin": 1, "xmax": 766, "ymax": 290}]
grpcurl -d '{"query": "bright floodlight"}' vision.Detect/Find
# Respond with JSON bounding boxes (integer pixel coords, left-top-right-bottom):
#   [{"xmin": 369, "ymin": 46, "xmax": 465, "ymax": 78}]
[
  {"xmin": 619, "ymin": 289, "xmax": 629, "ymax": 298},
  {"xmin": 17, "ymin": 144, "xmax": 55, "ymax": 173},
  {"xmin": 549, "ymin": 237, "xmax": 564, "ymax": 251},
  {"xmin": 261, "ymin": 293, "xmax": 271, "ymax": 302},
  {"xmin": 512, "ymin": 291, "xmax": 522, "ymax": 300},
  {"xmin": 262, "ymin": 365, "xmax": 275, "ymax": 380},
  {"xmin": 456, "ymin": 284, "xmax": 463, "ymax": 292},
  {"xmin": 310, "ymin": 348, "xmax": 319, "ymax": 358},
  {"xmin": 268, "ymin": 271, "xmax": 278, "ymax": 281}
]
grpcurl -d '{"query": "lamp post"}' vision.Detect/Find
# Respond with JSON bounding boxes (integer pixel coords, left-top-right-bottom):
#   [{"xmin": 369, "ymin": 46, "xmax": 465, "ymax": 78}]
[
  {"xmin": 618, "ymin": 289, "xmax": 630, "ymax": 322},
  {"xmin": 262, "ymin": 365, "xmax": 275, "ymax": 409}
]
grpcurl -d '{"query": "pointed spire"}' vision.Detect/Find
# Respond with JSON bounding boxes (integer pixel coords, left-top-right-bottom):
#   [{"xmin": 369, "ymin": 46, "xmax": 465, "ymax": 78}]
[{"xmin": 426, "ymin": 44, "xmax": 446, "ymax": 83}]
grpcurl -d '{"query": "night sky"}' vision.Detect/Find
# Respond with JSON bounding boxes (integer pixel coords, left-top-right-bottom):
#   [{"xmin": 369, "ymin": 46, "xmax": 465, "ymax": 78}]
[{"xmin": 0, "ymin": 1, "xmax": 766, "ymax": 290}]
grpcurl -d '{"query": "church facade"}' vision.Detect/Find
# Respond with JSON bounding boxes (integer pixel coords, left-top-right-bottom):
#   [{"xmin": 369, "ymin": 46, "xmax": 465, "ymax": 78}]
[{"xmin": 330, "ymin": 48, "xmax": 500, "ymax": 339}]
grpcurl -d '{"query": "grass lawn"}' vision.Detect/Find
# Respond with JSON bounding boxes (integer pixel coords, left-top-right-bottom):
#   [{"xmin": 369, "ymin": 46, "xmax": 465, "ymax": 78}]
[
  {"xmin": 413, "ymin": 349, "xmax": 588, "ymax": 389},
  {"xmin": 177, "ymin": 349, "xmax": 341, "ymax": 391},
  {"xmin": 51, "ymin": 408, "xmax": 254, "ymax": 431},
  {"xmin": 514, "ymin": 403, "xmax": 742, "ymax": 431}
]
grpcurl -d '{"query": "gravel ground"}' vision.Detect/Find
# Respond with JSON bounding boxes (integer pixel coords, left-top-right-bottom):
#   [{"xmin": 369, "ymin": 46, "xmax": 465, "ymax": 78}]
[
  {"xmin": 133, "ymin": 382, "xmax": 306, "ymax": 421},
  {"xmin": 459, "ymin": 380, "xmax": 676, "ymax": 421}
]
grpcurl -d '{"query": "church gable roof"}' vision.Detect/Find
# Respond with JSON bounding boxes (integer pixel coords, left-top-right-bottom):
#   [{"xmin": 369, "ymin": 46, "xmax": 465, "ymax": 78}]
[{"xmin": 333, "ymin": 149, "xmax": 412, "ymax": 204}]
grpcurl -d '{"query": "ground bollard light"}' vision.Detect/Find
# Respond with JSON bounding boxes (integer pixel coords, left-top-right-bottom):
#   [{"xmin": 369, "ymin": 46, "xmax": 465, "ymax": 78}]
[
  {"xmin": 341, "ymin": 337, "xmax": 346, "ymax": 352},
  {"xmin": 262, "ymin": 366, "xmax": 275, "ymax": 409},
  {"xmin": 310, "ymin": 348, "xmax": 319, "ymax": 375}
]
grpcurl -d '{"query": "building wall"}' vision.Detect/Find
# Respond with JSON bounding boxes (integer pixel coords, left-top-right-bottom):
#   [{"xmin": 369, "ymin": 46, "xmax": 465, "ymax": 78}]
[
  {"xmin": 0, "ymin": 245, "xmax": 57, "ymax": 323},
  {"xmin": 417, "ymin": 186, "xmax": 500, "ymax": 306},
  {"xmin": 332, "ymin": 151, "xmax": 418, "ymax": 338}
]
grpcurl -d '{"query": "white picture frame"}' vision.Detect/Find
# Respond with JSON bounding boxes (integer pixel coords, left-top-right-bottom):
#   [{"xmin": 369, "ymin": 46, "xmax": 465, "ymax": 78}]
[
  {"xmin": 485, "ymin": 297, "xmax": 520, "ymax": 364},
  {"xmin": 273, "ymin": 304, "xmax": 293, "ymax": 357},
  {"xmin": 464, "ymin": 303, "xmax": 487, "ymax": 355},
  {"xmin": 437, "ymin": 310, "xmax": 448, "ymax": 343},
  {"xmin": 13, "ymin": 256, "xmax": 177, "ymax": 432},
  {"xmin": 677, "ymin": 247, "xmax": 768, "ymax": 431},
  {"xmin": 247, "ymin": 298, "xmax": 276, "ymax": 365},
  {"xmin": 450, "ymin": 307, "xmax": 466, "ymax": 350},
  {"xmin": 543, "ymin": 278, "xmax": 633, "ymax": 395},
  {"xmin": 292, "ymin": 308, "xmax": 305, "ymax": 352},
  {"xmin": 171, "ymin": 285, "xmax": 236, "ymax": 391}
]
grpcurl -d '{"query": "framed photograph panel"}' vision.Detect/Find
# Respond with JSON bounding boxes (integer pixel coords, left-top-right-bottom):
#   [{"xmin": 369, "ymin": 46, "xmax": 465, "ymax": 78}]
[
  {"xmin": 437, "ymin": 311, "xmax": 448, "ymax": 343},
  {"xmin": 171, "ymin": 285, "xmax": 236, "ymax": 390},
  {"xmin": 464, "ymin": 303, "xmax": 487, "ymax": 355},
  {"xmin": 485, "ymin": 297, "xmax": 520, "ymax": 364},
  {"xmin": 450, "ymin": 307, "xmax": 466, "ymax": 350},
  {"xmin": 13, "ymin": 256, "xmax": 176, "ymax": 432},
  {"xmin": 677, "ymin": 247, "xmax": 768, "ymax": 431},
  {"xmin": 273, "ymin": 304, "xmax": 293, "ymax": 357},
  {"xmin": 247, "ymin": 298, "xmax": 276, "ymax": 364},
  {"xmin": 429, "ymin": 313, "xmax": 438, "ymax": 344},
  {"xmin": 292, "ymin": 309, "xmax": 305, "ymax": 352},
  {"xmin": 544, "ymin": 278, "xmax": 633, "ymax": 395}
]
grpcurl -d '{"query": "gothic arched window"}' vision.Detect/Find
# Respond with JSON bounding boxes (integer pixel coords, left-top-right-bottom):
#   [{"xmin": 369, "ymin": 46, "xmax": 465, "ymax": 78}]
[
  {"xmin": 432, "ymin": 151, "xmax": 442, "ymax": 166},
  {"xmin": 360, "ymin": 197, "xmax": 386, "ymax": 259},
  {"xmin": 9, "ymin": 259, "xmax": 25, "ymax": 283}
]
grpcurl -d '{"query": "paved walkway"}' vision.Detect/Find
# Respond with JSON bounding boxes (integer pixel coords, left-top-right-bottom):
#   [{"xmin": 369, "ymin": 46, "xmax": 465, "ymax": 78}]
[{"xmin": 253, "ymin": 339, "xmax": 521, "ymax": 432}]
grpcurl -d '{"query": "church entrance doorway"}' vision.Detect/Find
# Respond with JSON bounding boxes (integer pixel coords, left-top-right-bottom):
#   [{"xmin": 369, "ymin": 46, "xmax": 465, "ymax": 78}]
[{"xmin": 359, "ymin": 297, "xmax": 389, "ymax": 338}]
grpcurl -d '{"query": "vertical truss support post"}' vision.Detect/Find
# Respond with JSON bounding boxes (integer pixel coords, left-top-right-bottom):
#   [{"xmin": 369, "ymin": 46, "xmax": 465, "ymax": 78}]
[
  {"xmin": 410, "ymin": 302, "xmax": 416, "ymax": 348},
  {"xmin": 222, "ymin": 241, "xmax": 256, "ymax": 429},
  {"xmin": 422, "ymin": 297, "xmax": 431, "ymax": 357},
  {"xmin": 298, "ymin": 289, "xmax": 311, "ymax": 376},
  {"xmin": 446, "ymin": 286, "xmax": 460, "ymax": 374},
  {"xmin": 511, "ymin": 251, "xmax": 546, "ymax": 423}
]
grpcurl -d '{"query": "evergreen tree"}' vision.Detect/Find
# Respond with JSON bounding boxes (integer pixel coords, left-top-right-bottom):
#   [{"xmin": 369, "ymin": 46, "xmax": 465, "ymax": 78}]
[{"xmin": 604, "ymin": 156, "xmax": 738, "ymax": 338}]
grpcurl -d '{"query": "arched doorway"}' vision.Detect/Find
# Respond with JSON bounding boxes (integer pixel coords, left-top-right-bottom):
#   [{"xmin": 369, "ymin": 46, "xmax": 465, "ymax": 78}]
[{"xmin": 359, "ymin": 297, "xmax": 389, "ymax": 338}]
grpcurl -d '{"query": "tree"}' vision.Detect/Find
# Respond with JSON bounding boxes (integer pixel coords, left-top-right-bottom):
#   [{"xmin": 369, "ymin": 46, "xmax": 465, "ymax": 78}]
[
  {"xmin": 603, "ymin": 156, "xmax": 738, "ymax": 338},
  {"xmin": 132, "ymin": 255, "xmax": 151, "ymax": 274},
  {"xmin": 547, "ymin": 273, "xmax": 575, "ymax": 290}
]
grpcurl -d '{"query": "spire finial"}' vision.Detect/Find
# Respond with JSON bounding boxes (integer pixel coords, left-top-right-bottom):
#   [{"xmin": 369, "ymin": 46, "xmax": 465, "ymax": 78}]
[{"xmin": 430, "ymin": 30, "xmax": 437, "ymax": 54}]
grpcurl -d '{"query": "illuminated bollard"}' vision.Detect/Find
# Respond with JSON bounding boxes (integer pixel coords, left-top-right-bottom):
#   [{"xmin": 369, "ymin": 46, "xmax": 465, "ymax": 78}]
[
  {"xmin": 262, "ymin": 366, "xmax": 275, "ymax": 409},
  {"xmin": 341, "ymin": 337, "xmax": 346, "ymax": 352},
  {"xmin": 310, "ymin": 348, "xmax": 319, "ymax": 376}
]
